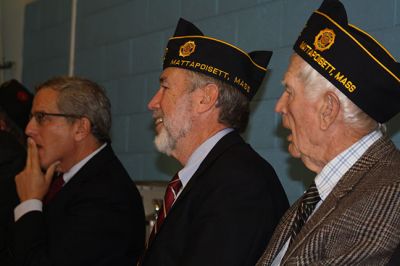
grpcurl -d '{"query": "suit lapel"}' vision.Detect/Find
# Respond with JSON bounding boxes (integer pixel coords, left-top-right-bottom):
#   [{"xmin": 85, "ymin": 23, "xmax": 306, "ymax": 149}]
[
  {"xmin": 165, "ymin": 131, "xmax": 244, "ymax": 218},
  {"xmin": 51, "ymin": 145, "xmax": 115, "ymax": 197},
  {"xmin": 281, "ymin": 136, "xmax": 395, "ymax": 263}
]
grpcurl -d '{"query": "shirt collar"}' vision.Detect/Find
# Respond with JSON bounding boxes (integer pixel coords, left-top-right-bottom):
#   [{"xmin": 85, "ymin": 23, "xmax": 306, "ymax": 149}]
[
  {"xmin": 62, "ymin": 143, "xmax": 107, "ymax": 184},
  {"xmin": 315, "ymin": 129, "xmax": 383, "ymax": 201},
  {"xmin": 178, "ymin": 128, "xmax": 234, "ymax": 188}
]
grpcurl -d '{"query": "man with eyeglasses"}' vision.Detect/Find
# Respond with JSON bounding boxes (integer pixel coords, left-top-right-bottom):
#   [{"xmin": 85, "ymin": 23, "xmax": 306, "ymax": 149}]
[{"xmin": 13, "ymin": 76, "xmax": 145, "ymax": 265}]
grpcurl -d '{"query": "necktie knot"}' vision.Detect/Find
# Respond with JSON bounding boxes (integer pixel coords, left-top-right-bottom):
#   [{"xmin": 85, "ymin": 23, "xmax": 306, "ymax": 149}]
[
  {"xmin": 43, "ymin": 173, "xmax": 65, "ymax": 204},
  {"xmin": 161, "ymin": 173, "xmax": 182, "ymax": 218},
  {"xmin": 147, "ymin": 172, "xmax": 182, "ymax": 247},
  {"xmin": 290, "ymin": 182, "xmax": 321, "ymax": 245},
  {"xmin": 300, "ymin": 182, "xmax": 320, "ymax": 205},
  {"xmin": 166, "ymin": 174, "xmax": 182, "ymax": 201}
]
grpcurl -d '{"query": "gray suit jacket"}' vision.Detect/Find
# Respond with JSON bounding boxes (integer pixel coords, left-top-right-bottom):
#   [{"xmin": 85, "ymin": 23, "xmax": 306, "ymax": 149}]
[{"xmin": 257, "ymin": 136, "xmax": 400, "ymax": 266}]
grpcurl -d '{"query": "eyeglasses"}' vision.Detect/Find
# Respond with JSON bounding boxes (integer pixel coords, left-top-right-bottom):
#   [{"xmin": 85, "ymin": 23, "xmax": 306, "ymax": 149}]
[{"xmin": 29, "ymin": 112, "xmax": 81, "ymax": 125}]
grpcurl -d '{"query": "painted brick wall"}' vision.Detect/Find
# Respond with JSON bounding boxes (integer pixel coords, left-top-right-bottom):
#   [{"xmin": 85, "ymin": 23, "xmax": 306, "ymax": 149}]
[{"xmin": 23, "ymin": 0, "xmax": 400, "ymax": 203}]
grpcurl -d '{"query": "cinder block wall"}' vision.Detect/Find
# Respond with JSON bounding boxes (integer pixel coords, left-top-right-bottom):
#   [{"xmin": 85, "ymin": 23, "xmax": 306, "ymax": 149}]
[{"xmin": 22, "ymin": 0, "xmax": 400, "ymax": 203}]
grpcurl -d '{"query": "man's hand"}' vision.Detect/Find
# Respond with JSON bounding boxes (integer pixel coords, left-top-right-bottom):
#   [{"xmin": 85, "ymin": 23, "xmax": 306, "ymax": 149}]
[{"xmin": 15, "ymin": 138, "xmax": 59, "ymax": 202}]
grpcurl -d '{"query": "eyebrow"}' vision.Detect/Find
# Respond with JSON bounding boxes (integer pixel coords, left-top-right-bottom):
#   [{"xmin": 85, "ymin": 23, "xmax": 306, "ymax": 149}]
[
  {"xmin": 159, "ymin": 76, "xmax": 171, "ymax": 88},
  {"xmin": 32, "ymin": 108, "xmax": 50, "ymax": 113}
]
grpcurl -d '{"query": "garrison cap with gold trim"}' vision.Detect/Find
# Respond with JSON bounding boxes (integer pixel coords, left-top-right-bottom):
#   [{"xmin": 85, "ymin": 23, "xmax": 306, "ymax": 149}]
[
  {"xmin": 163, "ymin": 18, "xmax": 272, "ymax": 100},
  {"xmin": 294, "ymin": 0, "xmax": 400, "ymax": 123},
  {"xmin": 0, "ymin": 79, "xmax": 33, "ymax": 130}
]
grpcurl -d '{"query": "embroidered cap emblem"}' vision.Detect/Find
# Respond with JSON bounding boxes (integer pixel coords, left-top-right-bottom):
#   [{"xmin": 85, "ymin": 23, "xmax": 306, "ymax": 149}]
[
  {"xmin": 314, "ymin": 28, "xmax": 335, "ymax": 52},
  {"xmin": 179, "ymin": 41, "xmax": 196, "ymax": 57},
  {"xmin": 16, "ymin": 90, "xmax": 29, "ymax": 102}
]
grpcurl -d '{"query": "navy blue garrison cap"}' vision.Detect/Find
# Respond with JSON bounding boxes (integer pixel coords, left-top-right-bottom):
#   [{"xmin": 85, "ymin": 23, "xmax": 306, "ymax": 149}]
[
  {"xmin": 163, "ymin": 18, "xmax": 273, "ymax": 100},
  {"xmin": 294, "ymin": 0, "xmax": 400, "ymax": 123}
]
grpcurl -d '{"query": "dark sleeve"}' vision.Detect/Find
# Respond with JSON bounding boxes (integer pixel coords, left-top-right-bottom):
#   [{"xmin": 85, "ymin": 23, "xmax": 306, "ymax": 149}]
[
  {"xmin": 13, "ymin": 211, "xmax": 49, "ymax": 265},
  {"xmin": 12, "ymin": 177, "xmax": 145, "ymax": 266},
  {"xmin": 0, "ymin": 178, "xmax": 19, "ymax": 266},
  {"xmin": 0, "ymin": 143, "xmax": 25, "ymax": 265}
]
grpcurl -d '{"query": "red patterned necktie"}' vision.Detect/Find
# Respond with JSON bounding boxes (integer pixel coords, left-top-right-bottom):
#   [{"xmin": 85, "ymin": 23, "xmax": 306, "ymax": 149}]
[
  {"xmin": 147, "ymin": 173, "xmax": 182, "ymax": 247},
  {"xmin": 43, "ymin": 173, "xmax": 65, "ymax": 204}
]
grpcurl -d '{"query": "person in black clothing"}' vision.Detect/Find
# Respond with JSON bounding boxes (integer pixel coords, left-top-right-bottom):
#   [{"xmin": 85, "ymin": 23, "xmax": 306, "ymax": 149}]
[
  {"xmin": 0, "ymin": 79, "xmax": 33, "ymax": 266},
  {"xmin": 13, "ymin": 77, "xmax": 145, "ymax": 266}
]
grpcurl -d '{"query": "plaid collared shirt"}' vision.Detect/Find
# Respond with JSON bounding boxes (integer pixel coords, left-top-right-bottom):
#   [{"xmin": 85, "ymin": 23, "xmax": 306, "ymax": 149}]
[{"xmin": 315, "ymin": 129, "xmax": 383, "ymax": 202}]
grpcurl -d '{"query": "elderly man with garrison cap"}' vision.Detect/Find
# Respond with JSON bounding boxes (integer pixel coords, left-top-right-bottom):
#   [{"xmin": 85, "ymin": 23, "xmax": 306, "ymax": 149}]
[
  {"xmin": 256, "ymin": 0, "xmax": 400, "ymax": 265},
  {"xmin": 141, "ymin": 18, "xmax": 289, "ymax": 266}
]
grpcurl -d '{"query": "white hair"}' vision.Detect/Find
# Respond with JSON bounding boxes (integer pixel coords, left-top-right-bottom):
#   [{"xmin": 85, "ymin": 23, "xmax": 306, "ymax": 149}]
[{"xmin": 296, "ymin": 55, "xmax": 379, "ymax": 132}]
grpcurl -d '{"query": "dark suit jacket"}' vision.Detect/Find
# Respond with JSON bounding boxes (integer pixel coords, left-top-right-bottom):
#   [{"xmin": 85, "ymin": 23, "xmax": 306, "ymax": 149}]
[
  {"xmin": 12, "ymin": 145, "xmax": 146, "ymax": 266},
  {"xmin": 0, "ymin": 131, "xmax": 26, "ymax": 266},
  {"xmin": 256, "ymin": 136, "xmax": 400, "ymax": 266},
  {"xmin": 142, "ymin": 131, "xmax": 289, "ymax": 266},
  {"xmin": 387, "ymin": 242, "xmax": 400, "ymax": 266}
]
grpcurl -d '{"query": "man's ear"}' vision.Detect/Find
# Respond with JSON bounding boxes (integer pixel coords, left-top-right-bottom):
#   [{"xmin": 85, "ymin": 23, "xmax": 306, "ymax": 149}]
[
  {"xmin": 320, "ymin": 91, "xmax": 340, "ymax": 130},
  {"xmin": 196, "ymin": 83, "xmax": 219, "ymax": 113},
  {"xmin": 74, "ymin": 117, "xmax": 91, "ymax": 141}
]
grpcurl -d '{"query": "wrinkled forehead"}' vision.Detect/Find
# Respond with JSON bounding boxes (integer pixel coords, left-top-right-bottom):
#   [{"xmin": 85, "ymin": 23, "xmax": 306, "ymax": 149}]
[
  {"xmin": 288, "ymin": 54, "xmax": 305, "ymax": 72},
  {"xmin": 283, "ymin": 57, "xmax": 304, "ymax": 84}
]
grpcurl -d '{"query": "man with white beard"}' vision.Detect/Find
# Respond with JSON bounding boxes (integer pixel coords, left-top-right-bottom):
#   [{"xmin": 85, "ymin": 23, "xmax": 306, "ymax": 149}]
[{"xmin": 140, "ymin": 18, "xmax": 289, "ymax": 266}]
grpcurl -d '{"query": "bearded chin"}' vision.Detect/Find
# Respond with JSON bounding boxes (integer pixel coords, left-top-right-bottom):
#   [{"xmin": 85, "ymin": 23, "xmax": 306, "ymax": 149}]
[{"xmin": 154, "ymin": 127, "xmax": 176, "ymax": 155}]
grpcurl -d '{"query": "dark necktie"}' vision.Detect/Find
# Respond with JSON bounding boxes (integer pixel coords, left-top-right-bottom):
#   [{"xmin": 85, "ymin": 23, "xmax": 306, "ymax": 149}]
[
  {"xmin": 43, "ymin": 173, "xmax": 64, "ymax": 204},
  {"xmin": 147, "ymin": 173, "xmax": 182, "ymax": 247},
  {"xmin": 290, "ymin": 181, "xmax": 321, "ymax": 245}
]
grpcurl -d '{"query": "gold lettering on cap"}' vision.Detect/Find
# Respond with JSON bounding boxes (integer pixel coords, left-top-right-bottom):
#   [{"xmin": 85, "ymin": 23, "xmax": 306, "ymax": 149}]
[
  {"xmin": 299, "ymin": 41, "xmax": 336, "ymax": 74},
  {"xmin": 314, "ymin": 28, "xmax": 335, "ymax": 52},
  {"xmin": 169, "ymin": 59, "xmax": 230, "ymax": 80},
  {"xmin": 179, "ymin": 41, "xmax": 196, "ymax": 57},
  {"xmin": 334, "ymin": 72, "xmax": 356, "ymax": 92},
  {"xmin": 234, "ymin": 77, "xmax": 251, "ymax": 93},
  {"xmin": 298, "ymin": 41, "xmax": 357, "ymax": 93}
]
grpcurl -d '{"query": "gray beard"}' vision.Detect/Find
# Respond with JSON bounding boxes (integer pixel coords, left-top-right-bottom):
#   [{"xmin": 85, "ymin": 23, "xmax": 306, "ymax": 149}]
[{"xmin": 154, "ymin": 127, "xmax": 176, "ymax": 155}]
